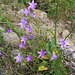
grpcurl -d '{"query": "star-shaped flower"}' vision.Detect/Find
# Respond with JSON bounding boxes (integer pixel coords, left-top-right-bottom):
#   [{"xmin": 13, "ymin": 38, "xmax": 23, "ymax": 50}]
[
  {"xmin": 18, "ymin": 22, "xmax": 26, "ymax": 29},
  {"xmin": 57, "ymin": 38, "xmax": 67, "ymax": 49},
  {"xmin": 26, "ymin": 54, "xmax": 33, "ymax": 62},
  {"xmin": 23, "ymin": 8, "xmax": 30, "ymax": 16},
  {"xmin": 0, "ymin": 52, "xmax": 1, "ymax": 55},
  {"xmin": 20, "ymin": 35, "xmax": 27, "ymax": 44},
  {"xmin": 25, "ymin": 26, "xmax": 32, "ymax": 33},
  {"xmin": 19, "ymin": 42, "xmax": 25, "ymax": 49},
  {"xmin": 37, "ymin": 48, "xmax": 46, "ymax": 58},
  {"xmin": 51, "ymin": 53, "xmax": 57, "ymax": 60},
  {"xmin": 28, "ymin": 0, "xmax": 37, "ymax": 10},
  {"xmin": 7, "ymin": 29, "xmax": 12, "ymax": 33},
  {"xmin": 28, "ymin": 35, "xmax": 33, "ymax": 39},
  {"xmin": 30, "ymin": 12, "xmax": 36, "ymax": 19},
  {"xmin": 18, "ymin": 17, "xmax": 27, "ymax": 29},
  {"xmin": 14, "ymin": 53, "xmax": 23, "ymax": 62},
  {"xmin": 21, "ymin": 17, "xmax": 27, "ymax": 23}
]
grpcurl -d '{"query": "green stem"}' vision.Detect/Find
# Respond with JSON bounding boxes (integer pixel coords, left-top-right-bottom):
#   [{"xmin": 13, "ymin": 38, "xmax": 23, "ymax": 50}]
[
  {"xmin": 64, "ymin": 24, "xmax": 75, "ymax": 41},
  {"xmin": 55, "ymin": 1, "xmax": 58, "ymax": 45}
]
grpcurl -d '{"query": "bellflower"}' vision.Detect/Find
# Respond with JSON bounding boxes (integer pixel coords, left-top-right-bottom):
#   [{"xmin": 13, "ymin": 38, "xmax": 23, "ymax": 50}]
[
  {"xmin": 28, "ymin": 0, "xmax": 37, "ymax": 10},
  {"xmin": 26, "ymin": 54, "xmax": 33, "ymax": 62},
  {"xmin": 28, "ymin": 35, "xmax": 33, "ymax": 39},
  {"xmin": 51, "ymin": 53, "xmax": 57, "ymax": 60},
  {"xmin": 19, "ymin": 42, "xmax": 25, "ymax": 49},
  {"xmin": 14, "ymin": 53, "xmax": 23, "ymax": 62},
  {"xmin": 18, "ymin": 22, "xmax": 26, "ymax": 29},
  {"xmin": 7, "ymin": 29, "xmax": 12, "ymax": 33},
  {"xmin": 37, "ymin": 48, "xmax": 46, "ymax": 58},
  {"xmin": 0, "ymin": 52, "xmax": 1, "ymax": 55},
  {"xmin": 30, "ymin": 12, "xmax": 36, "ymax": 19},
  {"xmin": 58, "ymin": 38, "xmax": 67, "ymax": 49},
  {"xmin": 21, "ymin": 17, "xmax": 27, "ymax": 23},
  {"xmin": 18, "ymin": 17, "xmax": 27, "ymax": 29},
  {"xmin": 20, "ymin": 35, "xmax": 27, "ymax": 44},
  {"xmin": 23, "ymin": 8, "xmax": 30, "ymax": 16},
  {"xmin": 25, "ymin": 26, "xmax": 32, "ymax": 33}
]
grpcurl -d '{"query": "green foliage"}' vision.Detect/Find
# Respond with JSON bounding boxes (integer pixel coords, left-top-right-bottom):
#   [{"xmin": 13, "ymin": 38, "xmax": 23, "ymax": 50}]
[{"xmin": 0, "ymin": 0, "xmax": 72, "ymax": 75}]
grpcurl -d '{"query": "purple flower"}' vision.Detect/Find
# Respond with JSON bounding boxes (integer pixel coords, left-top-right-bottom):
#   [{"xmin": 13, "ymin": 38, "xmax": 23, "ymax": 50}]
[
  {"xmin": 51, "ymin": 53, "xmax": 57, "ymax": 60},
  {"xmin": 30, "ymin": 12, "xmax": 36, "ymax": 19},
  {"xmin": 25, "ymin": 26, "xmax": 32, "ymax": 33},
  {"xmin": 19, "ymin": 42, "xmax": 25, "ymax": 49},
  {"xmin": 7, "ymin": 29, "xmax": 12, "ymax": 33},
  {"xmin": 14, "ymin": 53, "xmax": 23, "ymax": 62},
  {"xmin": 28, "ymin": 35, "xmax": 33, "ymax": 39},
  {"xmin": 23, "ymin": 8, "xmax": 30, "ymax": 16},
  {"xmin": 26, "ymin": 54, "xmax": 33, "ymax": 62},
  {"xmin": 18, "ymin": 17, "xmax": 27, "ymax": 29},
  {"xmin": 28, "ymin": 0, "xmax": 37, "ymax": 10},
  {"xmin": 20, "ymin": 35, "xmax": 27, "ymax": 44},
  {"xmin": 21, "ymin": 17, "xmax": 27, "ymax": 23},
  {"xmin": 37, "ymin": 48, "xmax": 46, "ymax": 58},
  {"xmin": 0, "ymin": 52, "xmax": 1, "ymax": 55},
  {"xmin": 58, "ymin": 38, "xmax": 67, "ymax": 49}
]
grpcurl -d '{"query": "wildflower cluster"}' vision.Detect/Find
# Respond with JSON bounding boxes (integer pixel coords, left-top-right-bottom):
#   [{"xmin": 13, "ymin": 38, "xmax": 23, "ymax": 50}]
[
  {"xmin": 14, "ymin": 0, "xmax": 68, "ymax": 64},
  {"xmin": 14, "ymin": 0, "xmax": 37, "ymax": 62}
]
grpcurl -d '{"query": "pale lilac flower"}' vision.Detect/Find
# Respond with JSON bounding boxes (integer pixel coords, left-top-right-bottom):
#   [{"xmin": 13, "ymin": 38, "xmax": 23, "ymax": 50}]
[
  {"xmin": 25, "ymin": 26, "xmax": 32, "ymax": 33},
  {"xmin": 14, "ymin": 53, "xmax": 23, "ymax": 62},
  {"xmin": 7, "ymin": 29, "xmax": 12, "ymax": 33},
  {"xmin": 26, "ymin": 54, "xmax": 33, "ymax": 62},
  {"xmin": 51, "ymin": 53, "xmax": 57, "ymax": 60},
  {"xmin": 18, "ymin": 22, "xmax": 26, "ymax": 29},
  {"xmin": 0, "ymin": 52, "xmax": 1, "ymax": 55},
  {"xmin": 30, "ymin": 12, "xmax": 36, "ymax": 19},
  {"xmin": 28, "ymin": 35, "xmax": 33, "ymax": 39},
  {"xmin": 23, "ymin": 8, "xmax": 30, "ymax": 16},
  {"xmin": 18, "ymin": 17, "xmax": 27, "ymax": 29},
  {"xmin": 58, "ymin": 38, "xmax": 67, "ymax": 49},
  {"xmin": 19, "ymin": 42, "xmax": 25, "ymax": 49},
  {"xmin": 21, "ymin": 17, "xmax": 27, "ymax": 23},
  {"xmin": 37, "ymin": 48, "xmax": 46, "ymax": 58},
  {"xmin": 20, "ymin": 35, "xmax": 27, "ymax": 44},
  {"xmin": 28, "ymin": 0, "xmax": 37, "ymax": 10}
]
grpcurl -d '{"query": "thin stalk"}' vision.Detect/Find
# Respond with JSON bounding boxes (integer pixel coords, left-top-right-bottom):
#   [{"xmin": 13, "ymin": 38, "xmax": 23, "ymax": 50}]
[
  {"xmin": 55, "ymin": 0, "xmax": 58, "ymax": 45},
  {"xmin": 64, "ymin": 24, "xmax": 75, "ymax": 41}
]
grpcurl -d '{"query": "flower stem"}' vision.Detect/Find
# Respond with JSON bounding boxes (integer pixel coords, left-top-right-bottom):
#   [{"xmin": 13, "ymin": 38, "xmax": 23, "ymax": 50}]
[
  {"xmin": 55, "ymin": 0, "xmax": 58, "ymax": 45},
  {"xmin": 64, "ymin": 24, "xmax": 75, "ymax": 41}
]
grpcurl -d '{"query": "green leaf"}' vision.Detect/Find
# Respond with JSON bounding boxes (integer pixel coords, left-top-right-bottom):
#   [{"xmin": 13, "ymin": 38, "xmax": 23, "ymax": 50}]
[
  {"xmin": 39, "ymin": 61, "xmax": 48, "ymax": 66},
  {"xmin": 69, "ymin": 16, "xmax": 75, "ymax": 19},
  {"xmin": 0, "ymin": 47, "xmax": 4, "ymax": 50},
  {"xmin": 51, "ymin": 36, "xmax": 55, "ymax": 45},
  {"xmin": 66, "ymin": 68, "xmax": 70, "ymax": 73}
]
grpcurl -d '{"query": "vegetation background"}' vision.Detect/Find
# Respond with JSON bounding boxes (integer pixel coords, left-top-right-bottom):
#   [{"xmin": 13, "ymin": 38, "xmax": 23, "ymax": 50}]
[{"xmin": 0, "ymin": 0, "xmax": 75, "ymax": 75}]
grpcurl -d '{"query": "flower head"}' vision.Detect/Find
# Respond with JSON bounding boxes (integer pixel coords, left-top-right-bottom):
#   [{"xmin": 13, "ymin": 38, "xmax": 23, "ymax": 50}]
[
  {"xmin": 28, "ymin": 0, "xmax": 37, "ymax": 10},
  {"xmin": 28, "ymin": 35, "xmax": 33, "ymax": 39},
  {"xmin": 0, "ymin": 52, "xmax": 1, "ymax": 55},
  {"xmin": 21, "ymin": 17, "xmax": 27, "ymax": 23},
  {"xmin": 26, "ymin": 54, "xmax": 33, "ymax": 62},
  {"xmin": 51, "ymin": 53, "xmax": 57, "ymax": 60},
  {"xmin": 25, "ymin": 26, "xmax": 32, "ymax": 33},
  {"xmin": 37, "ymin": 48, "xmax": 46, "ymax": 58},
  {"xmin": 14, "ymin": 53, "xmax": 23, "ymax": 62},
  {"xmin": 7, "ymin": 29, "xmax": 12, "ymax": 33},
  {"xmin": 30, "ymin": 12, "xmax": 36, "ymax": 19},
  {"xmin": 19, "ymin": 42, "xmax": 25, "ymax": 49},
  {"xmin": 20, "ymin": 35, "xmax": 27, "ymax": 44},
  {"xmin": 58, "ymin": 38, "xmax": 67, "ymax": 49},
  {"xmin": 18, "ymin": 17, "xmax": 27, "ymax": 29},
  {"xmin": 23, "ymin": 8, "xmax": 30, "ymax": 16}
]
